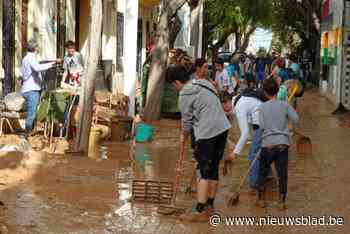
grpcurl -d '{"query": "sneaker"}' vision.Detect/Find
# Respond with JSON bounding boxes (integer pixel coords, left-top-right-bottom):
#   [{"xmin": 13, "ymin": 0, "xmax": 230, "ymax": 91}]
[
  {"xmin": 278, "ymin": 195, "xmax": 287, "ymax": 210},
  {"xmin": 205, "ymin": 205, "xmax": 215, "ymax": 217},
  {"xmin": 179, "ymin": 209, "xmax": 210, "ymax": 223},
  {"xmin": 278, "ymin": 200, "xmax": 287, "ymax": 210}
]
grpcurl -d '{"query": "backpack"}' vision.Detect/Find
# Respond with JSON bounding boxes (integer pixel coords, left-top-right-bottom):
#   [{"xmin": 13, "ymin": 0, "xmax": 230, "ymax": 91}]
[{"xmin": 233, "ymin": 88, "xmax": 267, "ymax": 106}]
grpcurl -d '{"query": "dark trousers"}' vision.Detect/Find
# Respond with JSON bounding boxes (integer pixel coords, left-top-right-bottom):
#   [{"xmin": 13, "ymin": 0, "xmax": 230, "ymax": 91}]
[
  {"xmin": 257, "ymin": 145, "xmax": 289, "ymax": 197},
  {"xmin": 194, "ymin": 131, "xmax": 228, "ymax": 181}
]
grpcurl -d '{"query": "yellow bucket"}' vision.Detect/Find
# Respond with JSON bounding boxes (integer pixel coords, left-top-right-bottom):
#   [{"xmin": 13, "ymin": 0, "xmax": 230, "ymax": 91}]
[{"xmin": 89, "ymin": 128, "xmax": 102, "ymax": 148}]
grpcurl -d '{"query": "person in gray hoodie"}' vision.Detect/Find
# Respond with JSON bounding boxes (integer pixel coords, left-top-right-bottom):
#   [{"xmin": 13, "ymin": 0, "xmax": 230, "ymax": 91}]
[{"xmin": 167, "ymin": 63, "xmax": 231, "ymax": 222}]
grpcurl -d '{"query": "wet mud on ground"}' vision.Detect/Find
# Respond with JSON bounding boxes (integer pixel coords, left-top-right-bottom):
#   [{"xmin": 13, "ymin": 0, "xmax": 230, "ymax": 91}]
[{"xmin": 0, "ymin": 91, "xmax": 350, "ymax": 234}]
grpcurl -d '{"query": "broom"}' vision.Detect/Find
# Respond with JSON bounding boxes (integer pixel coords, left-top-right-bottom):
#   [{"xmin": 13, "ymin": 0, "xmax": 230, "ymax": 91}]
[
  {"xmin": 227, "ymin": 152, "xmax": 260, "ymax": 206},
  {"xmin": 157, "ymin": 150, "xmax": 187, "ymax": 215}
]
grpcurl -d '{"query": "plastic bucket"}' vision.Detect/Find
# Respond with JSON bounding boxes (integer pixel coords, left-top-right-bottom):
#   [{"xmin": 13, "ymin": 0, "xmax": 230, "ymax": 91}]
[
  {"xmin": 89, "ymin": 128, "xmax": 102, "ymax": 148},
  {"xmin": 135, "ymin": 123, "xmax": 154, "ymax": 142}
]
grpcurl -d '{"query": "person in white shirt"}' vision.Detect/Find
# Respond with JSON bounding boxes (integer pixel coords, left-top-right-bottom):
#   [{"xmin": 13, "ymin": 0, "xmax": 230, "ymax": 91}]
[
  {"xmin": 214, "ymin": 58, "xmax": 234, "ymax": 94},
  {"xmin": 229, "ymin": 91, "xmax": 264, "ymax": 189},
  {"xmin": 61, "ymin": 40, "xmax": 84, "ymax": 90},
  {"xmin": 20, "ymin": 40, "xmax": 59, "ymax": 135}
]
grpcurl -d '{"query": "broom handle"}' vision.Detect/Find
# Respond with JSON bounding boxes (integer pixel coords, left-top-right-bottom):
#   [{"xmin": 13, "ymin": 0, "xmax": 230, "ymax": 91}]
[
  {"xmin": 172, "ymin": 148, "xmax": 185, "ymax": 204},
  {"xmin": 288, "ymin": 85, "xmax": 298, "ymax": 104},
  {"xmin": 293, "ymin": 130, "xmax": 305, "ymax": 138},
  {"xmin": 235, "ymin": 151, "xmax": 260, "ymax": 193}
]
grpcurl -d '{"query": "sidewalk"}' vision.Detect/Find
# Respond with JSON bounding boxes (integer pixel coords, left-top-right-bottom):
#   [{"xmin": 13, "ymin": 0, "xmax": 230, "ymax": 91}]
[{"xmin": 0, "ymin": 90, "xmax": 349, "ymax": 233}]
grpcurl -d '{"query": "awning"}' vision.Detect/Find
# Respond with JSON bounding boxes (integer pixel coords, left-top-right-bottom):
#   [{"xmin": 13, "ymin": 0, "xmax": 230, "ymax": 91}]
[{"xmin": 140, "ymin": 0, "xmax": 160, "ymax": 8}]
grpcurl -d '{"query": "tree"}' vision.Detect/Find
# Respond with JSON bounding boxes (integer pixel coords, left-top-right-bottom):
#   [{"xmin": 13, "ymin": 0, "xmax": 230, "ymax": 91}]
[
  {"xmin": 271, "ymin": 0, "xmax": 322, "ymax": 63},
  {"xmin": 233, "ymin": 0, "xmax": 272, "ymax": 53},
  {"xmin": 75, "ymin": 0, "xmax": 103, "ymax": 155},
  {"xmin": 206, "ymin": 0, "xmax": 272, "ymax": 61},
  {"xmin": 144, "ymin": 0, "xmax": 198, "ymax": 121},
  {"xmin": 271, "ymin": 31, "xmax": 302, "ymax": 54}
]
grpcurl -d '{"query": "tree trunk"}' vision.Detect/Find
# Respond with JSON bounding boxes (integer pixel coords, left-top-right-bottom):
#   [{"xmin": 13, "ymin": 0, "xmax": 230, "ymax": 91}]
[
  {"xmin": 201, "ymin": 4, "xmax": 209, "ymax": 57},
  {"xmin": 144, "ymin": 2, "xmax": 171, "ymax": 121},
  {"xmin": 234, "ymin": 31, "xmax": 242, "ymax": 53},
  {"xmin": 75, "ymin": 0, "xmax": 103, "ymax": 155},
  {"xmin": 143, "ymin": 0, "xmax": 195, "ymax": 120},
  {"xmin": 169, "ymin": 13, "xmax": 182, "ymax": 49},
  {"xmin": 211, "ymin": 46, "xmax": 219, "ymax": 79},
  {"xmin": 2, "ymin": 0, "xmax": 16, "ymax": 96},
  {"xmin": 240, "ymin": 36, "xmax": 250, "ymax": 52},
  {"xmin": 240, "ymin": 26, "xmax": 256, "ymax": 52}
]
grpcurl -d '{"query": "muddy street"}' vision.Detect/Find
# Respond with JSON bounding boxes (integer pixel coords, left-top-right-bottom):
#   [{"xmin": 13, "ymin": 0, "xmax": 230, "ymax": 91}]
[{"xmin": 0, "ymin": 91, "xmax": 349, "ymax": 234}]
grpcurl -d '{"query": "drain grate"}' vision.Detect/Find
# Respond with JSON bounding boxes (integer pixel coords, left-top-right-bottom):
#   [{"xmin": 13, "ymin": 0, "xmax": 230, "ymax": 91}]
[{"xmin": 131, "ymin": 180, "xmax": 173, "ymax": 204}]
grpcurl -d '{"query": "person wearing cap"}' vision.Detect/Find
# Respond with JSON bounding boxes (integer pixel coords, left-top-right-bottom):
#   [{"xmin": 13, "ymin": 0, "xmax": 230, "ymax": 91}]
[{"xmin": 20, "ymin": 40, "xmax": 59, "ymax": 135}]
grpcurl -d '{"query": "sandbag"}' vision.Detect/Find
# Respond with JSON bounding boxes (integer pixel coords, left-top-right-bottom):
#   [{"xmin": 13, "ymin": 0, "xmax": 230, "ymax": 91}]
[{"xmin": 4, "ymin": 92, "xmax": 26, "ymax": 112}]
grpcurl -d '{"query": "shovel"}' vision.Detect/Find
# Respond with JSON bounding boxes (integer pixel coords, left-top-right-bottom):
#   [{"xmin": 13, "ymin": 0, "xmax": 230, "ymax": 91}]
[
  {"xmin": 294, "ymin": 131, "xmax": 312, "ymax": 155},
  {"xmin": 287, "ymin": 85, "xmax": 312, "ymax": 155}
]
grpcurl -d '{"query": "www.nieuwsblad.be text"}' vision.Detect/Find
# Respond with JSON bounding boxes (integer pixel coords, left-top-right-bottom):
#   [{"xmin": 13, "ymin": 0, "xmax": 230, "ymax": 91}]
[{"xmin": 209, "ymin": 214, "xmax": 345, "ymax": 227}]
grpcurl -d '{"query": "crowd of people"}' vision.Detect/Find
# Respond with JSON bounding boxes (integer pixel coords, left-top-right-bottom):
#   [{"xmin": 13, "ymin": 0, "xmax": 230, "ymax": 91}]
[
  {"xmin": 19, "ymin": 38, "xmax": 304, "ymax": 223},
  {"xmin": 167, "ymin": 51, "xmax": 303, "ymax": 222}
]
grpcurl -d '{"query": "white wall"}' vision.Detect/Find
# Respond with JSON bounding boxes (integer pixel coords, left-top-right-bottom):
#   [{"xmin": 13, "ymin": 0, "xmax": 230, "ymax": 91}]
[
  {"xmin": 28, "ymin": 0, "xmax": 42, "ymax": 47},
  {"xmin": 102, "ymin": 0, "xmax": 117, "ymax": 62},
  {"xmin": 66, "ymin": 0, "xmax": 76, "ymax": 42},
  {"xmin": 123, "ymin": 0, "xmax": 139, "ymax": 116},
  {"xmin": 324, "ymin": 0, "xmax": 344, "ymax": 104},
  {"xmin": 42, "ymin": 0, "xmax": 58, "ymax": 60},
  {"xmin": 0, "ymin": 0, "xmax": 4, "ymax": 80},
  {"xmin": 118, "ymin": 0, "xmax": 125, "ymax": 12},
  {"xmin": 174, "ymin": 3, "xmax": 191, "ymax": 49},
  {"xmin": 27, "ymin": 0, "xmax": 57, "ymax": 60},
  {"xmin": 15, "ymin": 0, "xmax": 23, "ymax": 78}
]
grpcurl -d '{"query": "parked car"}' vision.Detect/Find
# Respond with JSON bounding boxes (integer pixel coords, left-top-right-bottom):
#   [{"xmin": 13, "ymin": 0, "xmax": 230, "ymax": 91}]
[{"xmin": 218, "ymin": 52, "xmax": 233, "ymax": 64}]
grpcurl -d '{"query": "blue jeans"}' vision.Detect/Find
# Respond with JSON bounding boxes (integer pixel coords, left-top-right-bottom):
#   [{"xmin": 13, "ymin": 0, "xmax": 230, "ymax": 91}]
[
  {"xmin": 22, "ymin": 91, "xmax": 41, "ymax": 132},
  {"xmin": 248, "ymin": 127, "xmax": 262, "ymax": 188},
  {"xmin": 256, "ymin": 71, "xmax": 265, "ymax": 88}
]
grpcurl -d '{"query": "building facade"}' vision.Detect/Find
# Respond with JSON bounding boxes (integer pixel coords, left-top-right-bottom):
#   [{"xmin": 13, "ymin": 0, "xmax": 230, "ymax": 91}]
[
  {"xmin": 1, "ymin": 0, "xmax": 200, "ymax": 116},
  {"xmin": 321, "ymin": 0, "xmax": 350, "ymax": 110}
]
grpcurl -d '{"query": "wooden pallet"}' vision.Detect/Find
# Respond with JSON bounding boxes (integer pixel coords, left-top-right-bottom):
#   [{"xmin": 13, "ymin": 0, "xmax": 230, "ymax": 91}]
[{"xmin": 132, "ymin": 180, "xmax": 174, "ymax": 204}]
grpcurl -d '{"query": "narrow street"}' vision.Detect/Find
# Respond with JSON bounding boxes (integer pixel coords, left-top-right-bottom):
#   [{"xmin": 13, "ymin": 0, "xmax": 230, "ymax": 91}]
[{"xmin": 0, "ymin": 90, "xmax": 349, "ymax": 234}]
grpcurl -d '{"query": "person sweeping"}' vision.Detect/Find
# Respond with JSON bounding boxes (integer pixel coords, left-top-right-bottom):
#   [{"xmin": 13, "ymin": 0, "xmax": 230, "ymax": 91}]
[
  {"xmin": 256, "ymin": 78, "xmax": 299, "ymax": 210},
  {"xmin": 167, "ymin": 62, "xmax": 231, "ymax": 222}
]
